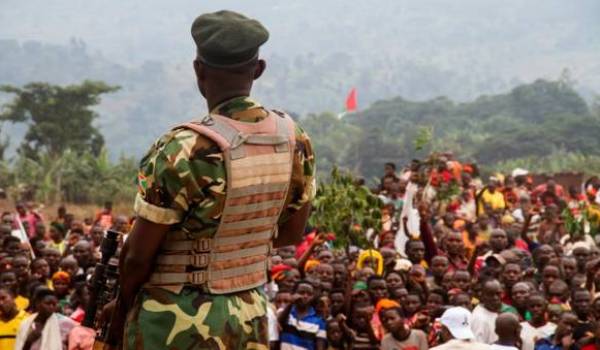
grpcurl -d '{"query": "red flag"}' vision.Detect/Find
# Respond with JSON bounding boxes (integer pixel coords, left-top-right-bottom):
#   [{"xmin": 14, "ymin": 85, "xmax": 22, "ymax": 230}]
[{"xmin": 345, "ymin": 87, "xmax": 357, "ymax": 112}]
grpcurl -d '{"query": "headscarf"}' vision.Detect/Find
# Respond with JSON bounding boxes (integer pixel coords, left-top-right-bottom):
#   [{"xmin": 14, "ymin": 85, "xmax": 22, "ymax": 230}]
[
  {"xmin": 271, "ymin": 264, "xmax": 293, "ymax": 282},
  {"xmin": 304, "ymin": 259, "xmax": 320, "ymax": 273},
  {"xmin": 357, "ymin": 249, "xmax": 384, "ymax": 276},
  {"xmin": 352, "ymin": 281, "xmax": 368, "ymax": 291},
  {"xmin": 375, "ymin": 298, "xmax": 400, "ymax": 316},
  {"xmin": 50, "ymin": 222, "xmax": 65, "ymax": 235},
  {"xmin": 51, "ymin": 271, "xmax": 70, "ymax": 285}
]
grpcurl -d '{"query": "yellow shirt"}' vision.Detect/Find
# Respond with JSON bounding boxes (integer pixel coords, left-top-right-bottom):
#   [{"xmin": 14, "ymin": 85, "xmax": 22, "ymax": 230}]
[
  {"xmin": 0, "ymin": 309, "xmax": 28, "ymax": 350},
  {"xmin": 48, "ymin": 240, "xmax": 66, "ymax": 255},
  {"xmin": 14, "ymin": 295, "xmax": 29, "ymax": 311},
  {"xmin": 478, "ymin": 189, "xmax": 506, "ymax": 214}
]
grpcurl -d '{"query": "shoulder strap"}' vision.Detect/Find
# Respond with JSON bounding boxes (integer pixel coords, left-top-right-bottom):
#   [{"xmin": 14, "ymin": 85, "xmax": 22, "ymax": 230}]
[
  {"xmin": 271, "ymin": 109, "xmax": 297, "ymax": 146},
  {"xmin": 178, "ymin": 115, "xmax": 240, "ymax": 151}
]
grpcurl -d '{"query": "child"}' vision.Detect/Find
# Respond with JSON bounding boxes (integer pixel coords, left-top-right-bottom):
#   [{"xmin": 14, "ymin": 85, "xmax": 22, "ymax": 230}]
[
  {"xmin": 520, "ymin": 294, "xmax": 556, "ymax": 350},
  {"xmin": 380, "ymin": 306, "xmax": 429, "ymax": 349},
  {"xmin": 327, "ymin": 318, "xmax": 350, "ymax": 350},
  {"xmin": 278, "ymin": 281, "xmax": 326, "ymax": 350},
  {"xmin": 347, "ymin": 304, "xmax": 379, "ymax": 350}
]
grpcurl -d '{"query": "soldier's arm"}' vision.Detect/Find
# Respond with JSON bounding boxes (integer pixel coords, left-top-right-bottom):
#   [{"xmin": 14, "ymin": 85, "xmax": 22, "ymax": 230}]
[
  {"xmin": 274, "ymin": 203, "xmax": 311, "ymax": 248},
  {"xmin": 120, "ymin": 218, "xmax": 170, "ymax": 309},
  {"xmin": 274, "ymin": 122, "xmax": 315, "ymax": 248}
]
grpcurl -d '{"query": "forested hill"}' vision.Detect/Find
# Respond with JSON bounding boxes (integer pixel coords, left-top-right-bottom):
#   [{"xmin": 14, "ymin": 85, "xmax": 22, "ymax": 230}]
[
  {"xmin": 1, "ymin": 0, "xmax": 600, "ymax": 158},
  {"xmin": 302, "ymin": 79, "xmax": 600, "ymax": 181}
]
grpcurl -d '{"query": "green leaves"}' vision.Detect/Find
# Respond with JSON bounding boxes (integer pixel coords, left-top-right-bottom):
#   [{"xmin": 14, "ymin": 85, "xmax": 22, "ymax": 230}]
[
  {"xmin": 309, "ymin": 167, "xmax": 383, "ymax": 249},
  {"xmin": 0, "ymin": 81, "xmax": 119, "ymax": 158},
  {"xmin": 7, "ymin": 148, "xmax": 136, "ymax": 204},
  {"xmin": 301, "ymin": 79, "xmax": 598, "ymax": 183},
  {"xmin": 414, "ymin": 126, "xmax": 433, "ymax": 151}
]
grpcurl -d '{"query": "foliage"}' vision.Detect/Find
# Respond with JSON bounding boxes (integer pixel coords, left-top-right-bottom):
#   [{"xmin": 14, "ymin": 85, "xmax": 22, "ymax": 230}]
[
  {"xmin": 6, "ymin": 148, "xmax": 136, "ymax": 204},
  {"xmin": 562, "ymin": 206, "xmax": 600, "ymax": 239},
  {"xmin": 414, "ymin": 126, "xmax": 433, "ymax": 151},
  {"xmin": 492, "ymin": 150, "xmax": 600, "ymax": 177},
  {"xmin": 302, "ymin": 79, "xmax": 600, "ymax": 182},
  {"xmin": 0, "ymin": 81, "xmax": 132, "ymax": 205},
  {"xmin": 309, "ymin": 167, "xmax": 383, "ymax": 249},
  {"xmin": 300, "ymin": 112, "xmax": 362, "ymax": 178},
  {"xmin": 0, "ymin": 81, "xmax": 119, "ymax": 158}
]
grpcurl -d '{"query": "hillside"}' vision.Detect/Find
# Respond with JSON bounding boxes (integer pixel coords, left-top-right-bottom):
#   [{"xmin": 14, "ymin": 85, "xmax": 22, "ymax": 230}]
[
  {"xmin": 303, "ymin": 79, "xmax": 600, "ymax": 181},
  {"xmin": 1, "ymin": 0, "xmax": 599, "ymax": 158}
]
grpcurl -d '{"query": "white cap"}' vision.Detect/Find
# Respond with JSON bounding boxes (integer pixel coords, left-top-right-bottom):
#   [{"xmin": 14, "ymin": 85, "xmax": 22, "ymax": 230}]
[
  {"xmin": 512, "ymin": 168, "xmax": 529, "ymax": 178},
  {"xmin": 439, "ymin": 307, "xmax": 475, "ymax": 340}
]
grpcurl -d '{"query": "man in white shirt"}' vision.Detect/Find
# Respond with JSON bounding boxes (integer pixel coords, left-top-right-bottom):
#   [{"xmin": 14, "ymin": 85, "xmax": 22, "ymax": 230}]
[
  {"xmin": 472, "ymin": 279, "xmax": 503, "ymax": 344},
  {"xmin": 520, "ymin": 294, "xmax": 556, "ymax": 350},
  {"xmin": 431, "ymin": 307, "xmax": 491, "ymax": 350},
  {"xmin": 490, "ymin": 313, "xmax": 521, "ymax": 350}
]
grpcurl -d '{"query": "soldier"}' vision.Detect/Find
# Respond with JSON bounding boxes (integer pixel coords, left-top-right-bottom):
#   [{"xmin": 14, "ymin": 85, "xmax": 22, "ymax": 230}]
[{"xmin": 115, "ymin": 10, "xmax": 315, "ymax": 350}]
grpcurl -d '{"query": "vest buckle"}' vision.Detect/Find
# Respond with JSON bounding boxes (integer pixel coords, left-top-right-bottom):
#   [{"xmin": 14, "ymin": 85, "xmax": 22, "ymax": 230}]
[
  {"xmin": 191, "ymin": 253, "xmax": 210, "ymax": 268},
  {"xmin": 188, "ymin": 270, "xmax": 207, "ymax": 284},
  {"xmin": 194, "ymin": 238, "xmax": 211, "ymax": 252},
  {"xmin": 200, "ymin": 115, "xmax": 214, "ymax": 126}
]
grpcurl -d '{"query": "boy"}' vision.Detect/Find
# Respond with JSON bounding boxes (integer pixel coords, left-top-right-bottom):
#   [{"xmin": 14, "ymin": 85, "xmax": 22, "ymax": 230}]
[
  {"xmin": 521, "ymin": 294, "xmax": 556, "ymax": 350},
  {"xmin": 279, "ymin": 281, "xmax": 326, "ymax": 350},
  {"xmin": 380, "ymin": 306, "xmax": 428, "ymax": 349}
]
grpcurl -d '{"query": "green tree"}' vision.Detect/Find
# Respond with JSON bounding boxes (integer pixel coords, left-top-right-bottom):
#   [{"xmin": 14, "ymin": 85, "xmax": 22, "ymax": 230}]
[
  {"xmin": 309, "ymin": 167, "xmax": 382, "ymax": 249},
  {"xmin": 0, "ymin": 81, "xmax": 119, "ymax": 158}
]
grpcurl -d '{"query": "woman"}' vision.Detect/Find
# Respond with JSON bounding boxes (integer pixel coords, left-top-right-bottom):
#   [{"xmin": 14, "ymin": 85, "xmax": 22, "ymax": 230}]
[{"xmin": 14, "ymin": 287, "xmax": 76, "ymax": 350}]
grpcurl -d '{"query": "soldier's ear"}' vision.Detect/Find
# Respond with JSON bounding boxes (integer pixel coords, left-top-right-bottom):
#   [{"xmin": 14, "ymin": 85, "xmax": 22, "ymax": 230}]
[
  {"xmin": 193, "ymin": 59, "xmax": 206, "ymax": 81},
  {"xmin": 254, "ymin": 59, "xmax": 266, "ymax": 80}
]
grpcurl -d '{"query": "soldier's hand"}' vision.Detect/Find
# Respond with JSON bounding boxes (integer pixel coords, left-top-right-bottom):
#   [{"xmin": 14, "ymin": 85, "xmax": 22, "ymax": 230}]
[
  {"xmin": 100, "ymin": 299, "xmax": 117, "ymax": 326},
  {"xmin": 102, "ymin": 299, "xmax": 127, "ymax": 349}
]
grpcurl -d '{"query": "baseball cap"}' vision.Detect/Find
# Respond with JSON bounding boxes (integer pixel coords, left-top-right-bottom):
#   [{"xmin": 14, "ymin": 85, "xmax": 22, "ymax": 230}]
[{"xmin": 439, "ymin": 307, "xmax": 475, "ymax": 340}]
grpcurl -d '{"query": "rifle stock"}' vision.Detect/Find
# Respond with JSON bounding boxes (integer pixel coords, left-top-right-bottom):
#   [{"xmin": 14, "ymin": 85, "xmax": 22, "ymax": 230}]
[{"xmin": 83, "ymin": 230, "xmax": 121, "ymax": 347}]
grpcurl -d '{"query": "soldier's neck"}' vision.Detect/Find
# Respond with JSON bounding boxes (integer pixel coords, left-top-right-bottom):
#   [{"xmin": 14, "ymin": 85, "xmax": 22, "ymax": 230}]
[{"xmin": 206, "ymin": 90, "xmax": 251, "ymax": 111}]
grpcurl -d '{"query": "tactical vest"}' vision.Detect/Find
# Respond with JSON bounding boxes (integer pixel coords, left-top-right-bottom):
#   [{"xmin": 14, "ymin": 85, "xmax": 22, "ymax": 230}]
[{"xmin": 147, "ymin": 110, "xmax": 295, "ymax": 294}]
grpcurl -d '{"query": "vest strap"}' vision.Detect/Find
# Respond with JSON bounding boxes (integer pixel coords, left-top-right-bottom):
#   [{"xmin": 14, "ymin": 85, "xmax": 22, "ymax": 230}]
[
  {"xmin": 213, "ymin": 245, "xmax": 270, "ymax": 262},
  {"xmin": 210, "ymin": 261, "xmax": 267, "ymax": 280},
  {"xmin": 149, "ymin": 270, "xmax": 208, "ymax": 285},
  {"xmin": 161, "ymin": 230, "xmax": 273, "ymax": 251},
  {"xmin": 162, "ymin": 237, "xmax": 211, "ymax": 251},
  {"xmin": 275, "ymin": 115, "xmax": 292, "ymax": 153},
  {"xmin": 219, "ymin": 216, "xmax": 278, "ymax": 231},
  {"xmin": 155, "ymin": 253, "xmax": 210, "ymax": 267},
  {"xmin": 227, "ymin": 183, "xmax": 288, "ymax": 198},
  {"xmin": 214, "ymin": 229, "xmax": 273, "ymax": 247},
  {"xmin": 224, "ymin": 199, "xmax": 284, "ymax": 215}
]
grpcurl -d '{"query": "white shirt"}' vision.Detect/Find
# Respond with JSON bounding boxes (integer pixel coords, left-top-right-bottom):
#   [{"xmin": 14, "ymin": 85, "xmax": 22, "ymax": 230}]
[
  {"xmin": 471, "ymin": 304, "xmax": 499, "ymax": 344},
  {"xmin": 431, "ymin": 339, "xmax": 491, "ymax": 350},
  {"xmin": 267, "ymin": 304, "xmax": 279, "ymax": 342},
  {"xmin": 520, "ymin": 322, "xmax": 556, "ymax": 350},
  {"xmin": 490, "ymin": 344, "xmax": 518, "ymax": 350}
]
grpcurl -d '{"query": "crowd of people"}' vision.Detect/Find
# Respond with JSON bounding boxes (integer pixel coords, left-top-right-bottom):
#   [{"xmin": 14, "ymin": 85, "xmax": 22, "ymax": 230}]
[
  {"xmin": 1, "ymin": 154, "xmax": 600, "ymax": 350},
  {"xmin": 267, "ymin": 155, "xmax": 600, "ymax": 350},
  {"xmin": 0, "ymin": 201, "xmax": 126, "ymax": 350}
]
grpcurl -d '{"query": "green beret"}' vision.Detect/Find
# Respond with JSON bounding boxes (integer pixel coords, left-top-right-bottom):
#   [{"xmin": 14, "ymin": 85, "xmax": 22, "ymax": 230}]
[{"xmin": 191, "ymin": 10, "xmax": 269, "ymax": 69}]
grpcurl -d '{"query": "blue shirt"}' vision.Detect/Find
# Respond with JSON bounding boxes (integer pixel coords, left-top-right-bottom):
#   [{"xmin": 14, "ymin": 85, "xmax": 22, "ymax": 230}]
[
  {"xmin": 534, "ymin": 337, "xmax": 580, "ymax": 350},
  {"xmin": 280, "ymin": 306, "xmax": 326, "ymax": 350}
]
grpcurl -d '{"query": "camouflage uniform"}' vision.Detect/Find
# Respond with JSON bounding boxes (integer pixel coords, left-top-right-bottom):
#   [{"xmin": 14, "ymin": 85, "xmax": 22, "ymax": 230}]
[{"xmin": 124, "ymin": 96, "xmax": 315, "ymax": 349}]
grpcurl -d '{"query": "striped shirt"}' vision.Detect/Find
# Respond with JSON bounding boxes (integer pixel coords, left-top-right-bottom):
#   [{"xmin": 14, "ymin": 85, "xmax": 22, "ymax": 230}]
[{"xmin": 280, "ymin": 306, "xmax": 326, "ymax": 350}]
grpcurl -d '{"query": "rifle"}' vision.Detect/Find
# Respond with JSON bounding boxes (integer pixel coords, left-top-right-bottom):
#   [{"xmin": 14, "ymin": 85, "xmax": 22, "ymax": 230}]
[{"xmin": 82, "ymin": 229, "xmax": 121, "ymax": 349}]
